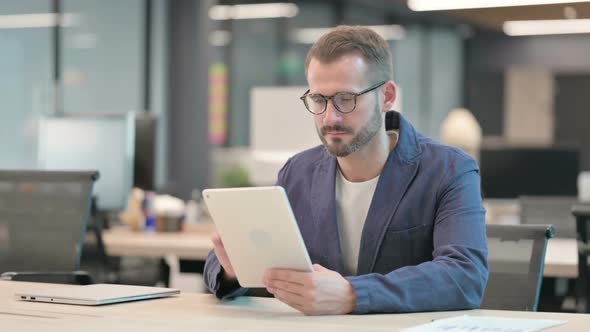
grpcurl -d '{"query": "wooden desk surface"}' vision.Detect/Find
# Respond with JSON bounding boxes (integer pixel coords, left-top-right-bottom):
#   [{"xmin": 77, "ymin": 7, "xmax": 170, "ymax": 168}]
[
  {"xmin": 101, "ymin": 224, "xmax": 580, "ymax": 278},
  {"xmin": 101, "ymin": 223, "xmax": 215, "ymax": 260},
  {"xmin": 2, "ymin": 281, "xmax": 590, "ymax": 332},
  {"xmin": 544, "ymin": 238, "xmax": 578, "ymax": 278}
]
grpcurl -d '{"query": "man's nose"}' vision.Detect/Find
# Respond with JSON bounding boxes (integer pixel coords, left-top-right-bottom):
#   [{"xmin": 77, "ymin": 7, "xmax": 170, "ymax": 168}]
[{"xmin": 322, "ymin": 99, "xmax": 343, "ymax": 125}]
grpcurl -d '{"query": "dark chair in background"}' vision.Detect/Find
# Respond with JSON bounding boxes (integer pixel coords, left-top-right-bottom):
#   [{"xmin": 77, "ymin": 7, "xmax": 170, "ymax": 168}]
[
  {"xmin": 520, "ymin": 196, "xmax": 578, "ymax": 238},
  {"xmin": 0, "ymin": 170, "xmax": 98, "ymax": 284},
  {"xmin": 573, "ymin": 204, "xmax": 590, "ymax": 313},
  {"xmin": 78, "ymin": 196, "xmax": 121, "ymax": 284},
  {"xmin": 520, "ymin": 196, "xmax": 580, "ymax": 312},
  {"xmin": 481, "ymin": 224, "xmax": 555, "ymax": 311}
]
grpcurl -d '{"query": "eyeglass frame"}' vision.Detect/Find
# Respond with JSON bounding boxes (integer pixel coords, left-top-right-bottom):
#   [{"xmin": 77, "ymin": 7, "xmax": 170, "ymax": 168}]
[{"xmin": 299, "ymin": 80, "xmax": 387, "ymax": 115}]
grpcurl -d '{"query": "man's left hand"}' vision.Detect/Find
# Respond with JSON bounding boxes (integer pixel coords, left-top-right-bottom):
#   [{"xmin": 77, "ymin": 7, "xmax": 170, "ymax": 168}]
[{"xmin": 263, "ymin": 264, "xmax": 356, "ymax": 315}]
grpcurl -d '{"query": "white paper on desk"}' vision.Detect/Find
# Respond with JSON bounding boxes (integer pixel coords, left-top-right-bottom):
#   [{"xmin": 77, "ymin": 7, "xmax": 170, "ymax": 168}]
[{"xmin": 401, "ymin": 315, "xmax": 566, "ymax": 332}]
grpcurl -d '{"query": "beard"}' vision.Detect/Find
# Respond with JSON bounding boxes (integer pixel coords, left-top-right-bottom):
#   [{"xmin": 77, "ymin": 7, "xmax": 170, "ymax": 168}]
[{"xmin": 316, "ymin": 105, "xmax": 383, "ymax": 157}]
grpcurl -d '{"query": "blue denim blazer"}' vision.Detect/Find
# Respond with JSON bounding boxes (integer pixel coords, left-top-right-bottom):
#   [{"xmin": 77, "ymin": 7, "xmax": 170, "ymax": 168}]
[{"xmin": 204, "ymin": 114, "xmax": 489, "ymax": 314}]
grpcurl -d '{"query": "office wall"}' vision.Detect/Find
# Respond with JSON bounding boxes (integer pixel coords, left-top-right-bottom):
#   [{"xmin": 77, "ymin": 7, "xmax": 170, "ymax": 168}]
[
  {"xmin": 61, "ymin": 0, "xmax": 144, "ymax": 113},
  {"xmin": 223, "ymin": 2, "xmax": 337, "ymax": 147},
  {"xmin": 504, "ymin": 67, "xmax": 554, "ymax": 145},
  {"xmin": 465, "ymin": 72, "xmax": 504, "ymax": 136},
  {"xmin": 466, "ymin": 31, "xmax": 590, "ymax": 137},
  {"xmin": 0, "ymin": 0, "xmax": 145, "ymax": 170},
  {"xmin": 150, "ymin": 0, "xmax": 169, "ymax": 190},
  {"xmin": 167, "ymin": 0, "xmax": 213, "ymax": 199},
  {"xmin": 393, "ymin": 25, "xmax": 464, "ymax": 138},
  {"xmin": 467, "ymin": 32, "xmax": 590, "ymax": 73},
  {"xmin": 227, "ymin": 18, "xmax": 281, "ymax": 147},
  {"xmin": 426, "ymin": 26, "xmax": 464, "ymax": 138},
  {"xmin": 0, "ymin": 0, "xmax": 53, "ymax": 169},
  {"xmin": 554, "ymin": 74, "xmax": 590, "ymax": 171},
  {"xmin": 284, "ymin": 2, "xmax": 337, "ymax": 86},
  {"xmin": 466, "ymin": 31, "xmax": 590, "ymax": 170}
]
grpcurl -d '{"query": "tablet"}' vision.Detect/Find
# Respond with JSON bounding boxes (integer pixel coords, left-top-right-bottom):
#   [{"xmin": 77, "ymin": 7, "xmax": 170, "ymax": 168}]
[
  {"xmin": 202, "ymin": 186, "xmax": 312, "ymax": 287},
  {"xmin": 15, "ymin": 284, "xmax": 179, "ymax": 306}
]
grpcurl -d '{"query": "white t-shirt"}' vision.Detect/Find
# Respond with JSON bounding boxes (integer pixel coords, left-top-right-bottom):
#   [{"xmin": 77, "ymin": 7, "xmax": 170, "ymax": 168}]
[{"xmin": 335, "ymin": 168, "xmax": 379, "ymax": 276}]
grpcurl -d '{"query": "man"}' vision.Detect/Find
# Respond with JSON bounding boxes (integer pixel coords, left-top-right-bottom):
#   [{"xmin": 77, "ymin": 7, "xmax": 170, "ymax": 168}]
[{"xmin": 204, "ymin": 25, "xmax": 488, "ymax": 315}]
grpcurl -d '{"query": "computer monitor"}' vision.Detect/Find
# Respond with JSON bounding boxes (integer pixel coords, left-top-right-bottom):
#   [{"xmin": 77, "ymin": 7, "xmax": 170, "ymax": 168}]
[
  {"xmin": 133, "ymin": 113, "xmax": 156, "ymax": 191},
  {"xmin": 480, "ymin": 146, "xmax": 579, "ymax": 199},
  {"xmin": 37, "ymin": 114, "xmax": 135, "ymax": 211}
]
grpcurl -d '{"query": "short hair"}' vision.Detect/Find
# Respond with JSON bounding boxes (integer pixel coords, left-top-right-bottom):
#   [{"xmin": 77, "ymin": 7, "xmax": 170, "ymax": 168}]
[{"xmin": 304, "ymin": 25, "xmax": 393, "ymax": 83}]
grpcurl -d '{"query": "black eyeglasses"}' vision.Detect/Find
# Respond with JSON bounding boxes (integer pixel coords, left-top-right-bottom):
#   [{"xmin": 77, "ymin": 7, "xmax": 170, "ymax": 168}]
[{"xmin": 299, "ymin": 81, "xmax": 387, "ymax": 115}]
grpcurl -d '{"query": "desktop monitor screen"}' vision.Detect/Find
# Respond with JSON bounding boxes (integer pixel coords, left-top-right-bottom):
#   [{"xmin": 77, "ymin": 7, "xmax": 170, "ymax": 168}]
[
  {"xmin": 37, "ymin": 114, "xmax": 135, "ymax": 211},
  {"xmin": 480, "ymin": 146, "xmax": 579, "ymax": 199}
]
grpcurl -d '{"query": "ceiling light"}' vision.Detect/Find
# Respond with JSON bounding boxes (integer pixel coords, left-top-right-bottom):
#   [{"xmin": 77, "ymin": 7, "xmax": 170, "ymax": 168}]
[
  {"xmin": 0, "ymin": 13, "xmax": 77, "ymax": 29},
  {"xmin": 408, "ymin": 0, "xmax": 590, "ymax": 11},
  {"xmin": 292, "ymin": 25, "xmax": 405, "ymax": 44},
  {"xmin": 504, "ymin": 18, "xmax": 590, "ymax": 36},
  {"xmin": 209, "ymin": 3, "xmax": 298, "ymax": 20}
]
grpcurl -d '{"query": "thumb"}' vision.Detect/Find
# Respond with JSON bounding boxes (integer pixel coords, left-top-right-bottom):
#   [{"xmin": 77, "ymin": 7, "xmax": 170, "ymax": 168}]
[{"xmin": 313, "ymin": 264, "xmax": 328, "ymax": 272}]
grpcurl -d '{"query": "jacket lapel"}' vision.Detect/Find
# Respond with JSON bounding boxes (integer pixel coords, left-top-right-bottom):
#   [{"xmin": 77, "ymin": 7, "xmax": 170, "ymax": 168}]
[
  {"xmin": 356, "ymin": 114, "xmax": 422, "ymax": 275},
  {"xmin": 310, "ymin": 153, "xmax": 345, "ymax": 274}
]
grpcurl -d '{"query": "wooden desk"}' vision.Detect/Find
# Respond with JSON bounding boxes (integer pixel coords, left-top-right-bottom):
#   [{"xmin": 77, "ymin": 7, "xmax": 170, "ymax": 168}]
[
  {"xmin": 2, "ymin": 281, "xmax": 590, "ymax": 331},
  {"xmin": 544, "ymin": 238, "xmax": 578, "ymax": 278},
  {"xmin": 100, "ymin": 225, "xmax": 579, "ymax": 278},
  {"xmin": 101, "ymin": 223, "xmax": 215, "ymax": 260}
]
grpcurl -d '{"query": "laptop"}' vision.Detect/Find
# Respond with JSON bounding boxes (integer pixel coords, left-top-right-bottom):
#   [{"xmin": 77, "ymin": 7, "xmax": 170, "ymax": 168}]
[{"xmin": 15, "ymin": 284, "xmax": 180, "ymax": 306}]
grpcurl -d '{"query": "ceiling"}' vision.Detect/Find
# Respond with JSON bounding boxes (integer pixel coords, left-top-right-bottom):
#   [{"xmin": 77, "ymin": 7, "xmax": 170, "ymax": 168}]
[{"xmin": 400, "ymin": 1, "xmax": 590, "ymax": 30}]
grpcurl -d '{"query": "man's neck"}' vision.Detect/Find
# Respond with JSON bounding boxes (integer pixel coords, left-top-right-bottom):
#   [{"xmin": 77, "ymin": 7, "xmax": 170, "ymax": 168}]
[{"xmin": 337, "ymin": 131, "xmax": 398, "ymax": 182}]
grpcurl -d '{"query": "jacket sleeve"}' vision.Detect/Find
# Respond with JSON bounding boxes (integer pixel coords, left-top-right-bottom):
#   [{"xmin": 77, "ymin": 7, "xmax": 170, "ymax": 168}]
[
  {"xmin": 203, "ymin": 250, "xmax": 249, "ymax": 299},
  {"xmin": 346, "ymin": 156, "xmax": 489, "ymax": 314}
]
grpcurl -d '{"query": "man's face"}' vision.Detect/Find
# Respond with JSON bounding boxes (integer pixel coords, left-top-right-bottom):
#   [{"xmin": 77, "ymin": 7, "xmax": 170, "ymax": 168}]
[{"xmin": 306, "ymin": 55, "xmax": 384, "ymax": 157}]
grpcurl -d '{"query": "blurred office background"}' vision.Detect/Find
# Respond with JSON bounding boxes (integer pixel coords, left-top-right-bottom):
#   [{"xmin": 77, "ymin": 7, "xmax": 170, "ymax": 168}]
[
  {"xmin": 2, "ymin": 0, "xmax": 590, "ymax": 311},
  {"xmin": 3, "ymin": 0, "xmax": 590, "ymax": 200}
]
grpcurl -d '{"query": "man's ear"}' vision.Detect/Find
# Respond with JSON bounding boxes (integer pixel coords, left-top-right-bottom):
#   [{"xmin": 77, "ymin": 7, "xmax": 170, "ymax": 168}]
[{"xmin": 382, "ymin": 80, "xmax": 397, "ymax": 112}]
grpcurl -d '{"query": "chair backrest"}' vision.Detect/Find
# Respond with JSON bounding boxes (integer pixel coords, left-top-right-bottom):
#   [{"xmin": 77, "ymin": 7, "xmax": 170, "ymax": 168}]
[
  {"xmin": 572, "ymin": 204, "xmax": 590, "ymax": 313},
  {"xmin": 0, "ymin": 170, "xmax": 98, "ymax": 273},
  {"xmin": 519, "ymin": 196, "xmax": 578, "ymax": 238},
  {"xmin": 481, "ymin": 224, "xmax": 555, "ymax": 311}
]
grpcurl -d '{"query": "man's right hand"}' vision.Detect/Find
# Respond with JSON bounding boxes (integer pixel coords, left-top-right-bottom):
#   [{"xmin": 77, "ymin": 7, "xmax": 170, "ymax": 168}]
[{"xmin": 211, "ymin": 231, "xmax": 237, "ymax": 281}]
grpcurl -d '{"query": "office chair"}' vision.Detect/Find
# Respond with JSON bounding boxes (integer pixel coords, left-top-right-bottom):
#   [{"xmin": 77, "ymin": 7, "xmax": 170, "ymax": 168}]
[
  {"xmin": 572, "ymin": 204, "xmax": 590, "ymax": 313},
  {"xmin": 520, "ymin": 196, "xmax": 578, "ymax": 238},
  {"xmin": 77, "ymin": 196, "xmax": 121, "ymax": 284},
  {"xmin": 520, "ymin": 196, "xmax": 581, "ymax": 312},
  {"xmin": 0, "ymin": 170, "xmax": 98, "ymax": 284},
  {"xmin": 481, "ymin": 224, "xmax": 555, "ymax": 311}
]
